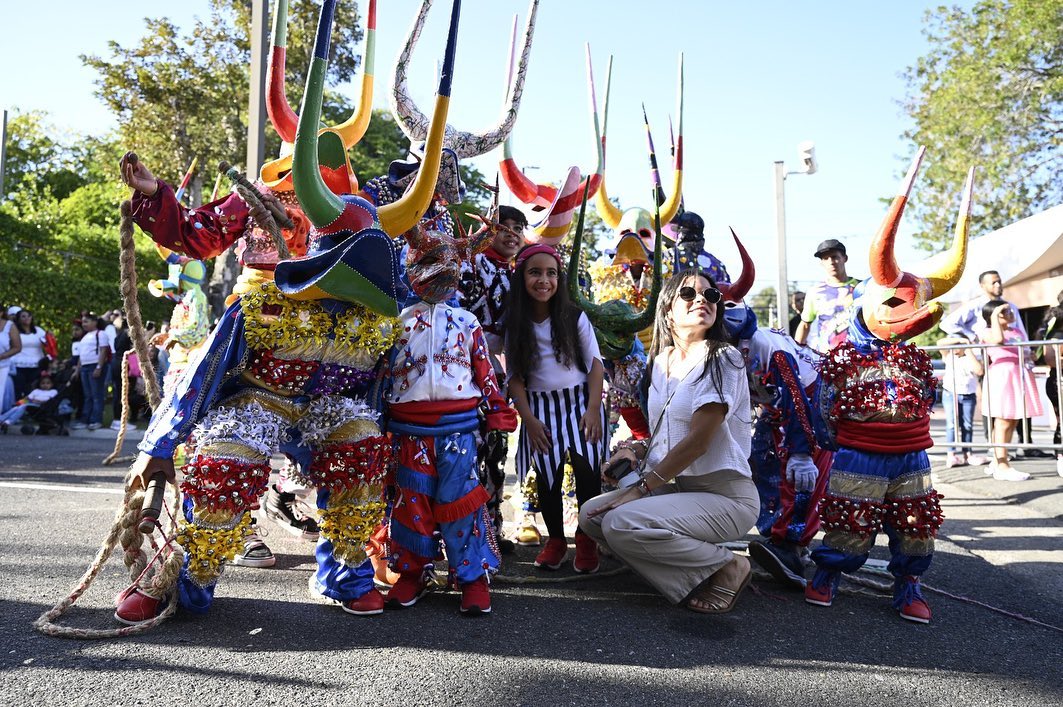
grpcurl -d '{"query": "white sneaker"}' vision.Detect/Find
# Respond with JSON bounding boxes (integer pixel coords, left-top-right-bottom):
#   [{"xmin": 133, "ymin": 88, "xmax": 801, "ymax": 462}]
[
  {"xmin": 69, "ymin": 422, "xmax": 87, "ymax": 430},
  {"xmin": 87, "ymin": 423, "xmax": 101, "ymax": 431},
  {"xmin": 109, "ymin": 421, "xmax": 123, "ymax": 431},
  {"xmin": 992, "ymin": 466, "xmax": 1030, "ymax": 481},
  {"xmin": 1056, "ymin": 455, "xmax": 1063, "ymax": 478}
]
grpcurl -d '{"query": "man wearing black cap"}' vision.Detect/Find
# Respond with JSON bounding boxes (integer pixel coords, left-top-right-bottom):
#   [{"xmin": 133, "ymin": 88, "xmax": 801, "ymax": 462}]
[{"xmin": 794, "ymin": 239, "xmax": 859, "ymax": 352}]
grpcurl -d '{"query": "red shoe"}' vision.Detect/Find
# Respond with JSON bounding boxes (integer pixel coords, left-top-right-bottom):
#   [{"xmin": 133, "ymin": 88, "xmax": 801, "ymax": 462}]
[
  {"xmin": 386, "ymin": 573, "xmax": 428, "ymax": 607},
  {"xmin": 342, "ymin": 588, "xmax": 385, "ymax": 616},
  {"xmin": 894, "ymin": 576, "xmax": 932, "ymax": 624},
  {"xmin": 533, "ymin": 538, "xmax": 568, "ymax": 570},
  {"xmin": 804, "ymin": 570, "xmax": 838, "ymax": 608},
  {"xmin": 114, "ymin": 588, "xmax": 166, "ymax": 625},
  {"xmin": 573, "ymin": 533, "xmax": 600, "ymax": 574},
  {"xmin": 459, "ymin": 576, "xmax": 491, "ymax": 615}
]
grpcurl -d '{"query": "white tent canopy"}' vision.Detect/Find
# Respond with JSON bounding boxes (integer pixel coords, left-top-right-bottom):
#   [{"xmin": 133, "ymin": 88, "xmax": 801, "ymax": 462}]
[{"xmin": 935, "ymin": 203, "xmax": 1063, "ymax": 310}]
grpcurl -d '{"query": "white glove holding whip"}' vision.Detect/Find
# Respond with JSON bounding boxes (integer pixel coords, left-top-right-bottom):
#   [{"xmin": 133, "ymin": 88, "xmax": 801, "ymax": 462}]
[{"xmin": 786, "ymin": 453, "xmax": 818, "ymax": 493}]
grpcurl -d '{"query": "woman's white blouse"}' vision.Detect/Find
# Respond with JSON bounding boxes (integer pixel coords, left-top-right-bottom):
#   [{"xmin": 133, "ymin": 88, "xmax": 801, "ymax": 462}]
[{"xmin": 644, "ymin": 342, "xmax": 752, "ymax": 478}]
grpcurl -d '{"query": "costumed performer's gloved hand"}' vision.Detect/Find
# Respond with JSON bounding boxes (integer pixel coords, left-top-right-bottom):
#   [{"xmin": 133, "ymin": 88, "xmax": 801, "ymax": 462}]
[{"xmin": 786, "ymin": 453, "xmax": 818, "ymax": 493}]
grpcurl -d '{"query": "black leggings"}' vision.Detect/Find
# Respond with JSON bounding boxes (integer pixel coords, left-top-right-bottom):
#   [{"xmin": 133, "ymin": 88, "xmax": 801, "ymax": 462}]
[{"xmin": 536, "ymin": 451, "xmax": 601, "ymax": 540}]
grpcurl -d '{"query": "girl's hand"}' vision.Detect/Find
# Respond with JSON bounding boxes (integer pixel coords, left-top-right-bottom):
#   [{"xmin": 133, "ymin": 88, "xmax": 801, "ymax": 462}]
[
  {"xmin": 586, "ymin": 485, "xmax": 645, "ymax": 519},
  {"xmin": 600, "ymin": 448, "xmax": 637, "ymax": 483},
  {"xmin": 580, "ymin": 407, "xmax": 602, "ymax": 444},
  {"xmin": 524, "ymin": 417, "xmax": 551, "ymax": 455}
]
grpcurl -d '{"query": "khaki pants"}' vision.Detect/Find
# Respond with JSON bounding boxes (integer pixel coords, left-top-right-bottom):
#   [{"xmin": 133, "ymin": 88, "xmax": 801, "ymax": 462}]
[{"xmin": 579, "ymin": 471, "xmax": 758, "ymax": 605}]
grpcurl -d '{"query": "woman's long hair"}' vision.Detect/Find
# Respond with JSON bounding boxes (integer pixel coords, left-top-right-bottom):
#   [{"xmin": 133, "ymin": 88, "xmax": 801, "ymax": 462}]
[
  {"xmin": 506, "ymin": 246, "xmax": 586, "ymax": 383},
  {"xmin": 642, "ymin": 268, "xmax": 742, "ymax": 404},
  {"xmin": 15, "ymin": 310, "xmax": 35, "ymax": 335}
]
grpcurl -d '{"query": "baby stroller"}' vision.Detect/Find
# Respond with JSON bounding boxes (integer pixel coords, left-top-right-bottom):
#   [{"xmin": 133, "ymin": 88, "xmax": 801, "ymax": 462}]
[{"xmin": 19, "ymin": 367, "xmax": 78, "ymax": 436}]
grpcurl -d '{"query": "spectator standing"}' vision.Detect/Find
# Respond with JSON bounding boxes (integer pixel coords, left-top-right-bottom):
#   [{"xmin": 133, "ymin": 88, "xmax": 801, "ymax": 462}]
[
  {"xmin": 982, "ymin": 300, "xmax": 1043, "ymax": 481},
  {"xmin": 1035, "ymin": 294, "xmax": 1063, "ymax": 449},
  {"xmin": 788, "ymin": 291, "xmax": 805, "ymax": 339},
  {"xmin": 939, "ymin": 336, "xmax": 985, "ymax": 468},
  {"xmin": 71, "ymin": 313, "xmax": 113, "ymax": 430},
  {"xmin": 109, "ymin": 313, "xmax": 134, "ymax": 430},
  {"xmin": 0, "ymin": 307, "xmax": 23, "ymax": 413},
  {"xmin": 794, "ymin": 240, "xmax": 859, "ymax": 352},
  {"xmin": 11, "ymin": 309, "xmax": 52, "ymax": 399}
]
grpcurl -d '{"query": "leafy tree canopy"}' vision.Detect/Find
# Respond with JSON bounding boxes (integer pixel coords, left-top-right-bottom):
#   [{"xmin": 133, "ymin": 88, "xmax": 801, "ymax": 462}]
[{"xmin": 901, "ymin": 0, "xmax": 1063, "ymax": 251}]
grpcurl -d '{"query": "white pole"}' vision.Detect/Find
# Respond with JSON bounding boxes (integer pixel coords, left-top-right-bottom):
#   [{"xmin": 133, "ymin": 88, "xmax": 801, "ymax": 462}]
[{"xmin": 774, "ymin": 161, "xmax": 788, "ymax": 328}]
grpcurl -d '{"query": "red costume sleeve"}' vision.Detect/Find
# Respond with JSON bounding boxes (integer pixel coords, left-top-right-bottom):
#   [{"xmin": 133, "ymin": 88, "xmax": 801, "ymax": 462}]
[
  {"xmin": 470, "ymin": 326, "xmax": 518, "ymax": 432},
  {"xmin": 129, "ymin": 179, "xmax": 250, "ymax": 260}
]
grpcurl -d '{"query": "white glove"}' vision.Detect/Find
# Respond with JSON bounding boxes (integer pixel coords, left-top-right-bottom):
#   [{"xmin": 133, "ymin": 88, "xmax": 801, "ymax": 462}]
[{"xmin": 786, "ymin": 454, "xmax": 818, "ymax": 493}]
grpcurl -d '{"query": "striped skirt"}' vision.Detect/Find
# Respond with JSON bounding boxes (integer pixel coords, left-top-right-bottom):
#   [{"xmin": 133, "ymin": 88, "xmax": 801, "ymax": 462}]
[{"xmin": 516, "ymin": 382, "xmax": 609, "ymax": 488}]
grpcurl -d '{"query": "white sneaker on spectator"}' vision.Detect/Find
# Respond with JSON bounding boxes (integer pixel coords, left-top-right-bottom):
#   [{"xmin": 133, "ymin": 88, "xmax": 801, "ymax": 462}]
[
  {"xmin": 87, "ymin": 423, "xmax": 101, "ymax": 431},
  {"xmin": 966, "ymin": 454, "xmax": 989, "ymax": 466},
  {"xmin": 70, "ymin": 422, "xmax": 87, "ymax": 430},
  {"xmin": 109, "ymin": 421, "xmax": 123, "ymax": 431},
  {"xmin": 1056, "ymin": 455, "xmax": 1063, "ymax": 478},
  {"xmin": 992, "ymin": 466, "xmax": 1030, "ymax": 481}
]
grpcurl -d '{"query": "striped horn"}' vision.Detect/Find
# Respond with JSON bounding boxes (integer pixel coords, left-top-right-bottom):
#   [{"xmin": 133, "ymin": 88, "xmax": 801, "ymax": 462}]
[
  {"xmin": 266, "ymin": 0, "xmax": 298, "ymax": 143},
  {"xmin": 391, "ymin": 0, "xmax": 538, "ymax": 159},
  {"xmin": 332, "ymin": 0, "xmax": 376, "ymax": 148},
  {"xmin": 527, "ymin": 166, "xmax": 582, "ymax": 245},
  {"xmin": 592, "ymin": 54, "xmax": 623, "ymax": 228},
  {"xmin": 174, "ymin": 157, "xmax": 198, "ymax": 203},
  {"xmin": 870, "ymin": 146, "xmax": 925, "ymax": 287}
]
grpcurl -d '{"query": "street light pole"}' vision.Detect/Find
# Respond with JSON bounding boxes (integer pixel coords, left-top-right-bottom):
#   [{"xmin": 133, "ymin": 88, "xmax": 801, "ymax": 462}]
[
  {"xmin": 246, "ymin": 0, "xmax": 269, "ymax": 179},
  {"xmin": 773, "ymin": 161, "xmax": 787, "ymax": 329}
]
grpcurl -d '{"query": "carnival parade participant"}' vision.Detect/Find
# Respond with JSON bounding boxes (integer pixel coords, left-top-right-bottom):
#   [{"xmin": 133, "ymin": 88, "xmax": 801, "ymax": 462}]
[
  {"xmin": 113, "ymin": 0, "xmax": 460, "ymax": 622},
  {"xmin": 671, "ymin": 211, "xmax": 730, "ymax": 285},
  {"xmin": 508, "ymin": 243, "xmax": 608, "ymax": 574},
  {"xmin": 379, "ymin": 211, "xmax": 518, "ymax": 615},
  {"xmin": 456, "ymin": 203, "xmax": 527, "ymax": 554},
  {"xmin": 716, "ymin": 230, "xmax": 833, "ymax": 589},
  {"xmin": 580, "ymin": 268, "xmax": 757, "ymax": 614},
  {"xmin": 805, "ymin": 149, "xmax": 972, "ymax": 624}
]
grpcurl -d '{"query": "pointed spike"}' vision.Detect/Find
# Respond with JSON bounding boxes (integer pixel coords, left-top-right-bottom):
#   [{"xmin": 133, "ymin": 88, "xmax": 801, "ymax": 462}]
[{"xmin": 898, "ymin": 145, "xmax": 927, "ymax": 199}]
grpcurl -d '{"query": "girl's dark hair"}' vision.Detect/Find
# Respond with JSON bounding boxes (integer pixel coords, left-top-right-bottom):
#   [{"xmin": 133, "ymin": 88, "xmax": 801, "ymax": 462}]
[
  {"xmin": 641, "ymin": 268, "xmax": 743, "ymax": 404},
  {"xmin": 982, "ymin": 299, "xmax": 1008, "ymax": 326},
  {"xmin": 506, "ymin": 245, "xmax": 586, "ymax": 382}
]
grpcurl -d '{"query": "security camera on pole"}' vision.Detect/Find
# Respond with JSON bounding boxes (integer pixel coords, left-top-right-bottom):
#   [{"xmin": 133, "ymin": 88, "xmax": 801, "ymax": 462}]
[{"xmin": 773, "ymin": 141, "xmax": 817, "ymax": 328}]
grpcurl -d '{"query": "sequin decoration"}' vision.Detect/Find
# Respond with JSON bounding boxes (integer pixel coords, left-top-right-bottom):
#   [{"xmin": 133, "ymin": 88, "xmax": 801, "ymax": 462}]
[{"xmin": 176, "ymin": 513, "xmax": 252, "ymax": 586}]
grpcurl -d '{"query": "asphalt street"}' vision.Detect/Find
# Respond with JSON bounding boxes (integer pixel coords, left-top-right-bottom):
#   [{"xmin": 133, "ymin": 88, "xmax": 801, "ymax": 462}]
[{"xmin": 0, "ymin": 431, "xmax": 1061, "ymax": 706}]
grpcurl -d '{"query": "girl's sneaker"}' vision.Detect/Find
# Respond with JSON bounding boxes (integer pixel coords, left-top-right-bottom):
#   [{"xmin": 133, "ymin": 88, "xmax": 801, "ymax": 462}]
[
  {"xmin": 572, "ymin": 533, "xmax": 600, "ymax": 574},
  {"xmin": 945, "ymin": 452, "xmax": 966, "ymax": 468},
  {"xmin": 992, "ymin": 466, "xmax": 1030, "ymax": 481},
  {"xmin": 533, "ymin": 538, "xmax": 568, "ymax": 570}
]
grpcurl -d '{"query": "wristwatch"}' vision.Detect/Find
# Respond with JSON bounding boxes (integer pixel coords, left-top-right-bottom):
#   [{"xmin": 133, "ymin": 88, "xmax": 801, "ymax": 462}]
[{"xmin": 636, "ymin": 478, "xmax": 651, "ymax": 496}]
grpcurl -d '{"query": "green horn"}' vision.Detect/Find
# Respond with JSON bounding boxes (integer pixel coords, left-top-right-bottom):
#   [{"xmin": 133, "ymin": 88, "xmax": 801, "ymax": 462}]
[
  {"xmin": 630, "ymin": 193, "xmax": 664, "ymax": 332},
  {"xmin": 568, "ymin": 186, "xmax": 598, "ymax": 317}
]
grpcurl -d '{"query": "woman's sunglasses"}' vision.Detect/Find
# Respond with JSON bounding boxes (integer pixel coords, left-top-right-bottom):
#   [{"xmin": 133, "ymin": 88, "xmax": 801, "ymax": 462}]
[{"xmin": 678, "ymin": 286, "xmax": 722, "ymax": 304}]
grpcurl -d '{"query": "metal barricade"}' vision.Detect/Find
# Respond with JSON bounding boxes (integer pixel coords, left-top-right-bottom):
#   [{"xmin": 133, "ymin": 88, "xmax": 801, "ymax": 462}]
[{"xmin": 921, "ymin": 339, "xmax": 1063, "ymax": 454}]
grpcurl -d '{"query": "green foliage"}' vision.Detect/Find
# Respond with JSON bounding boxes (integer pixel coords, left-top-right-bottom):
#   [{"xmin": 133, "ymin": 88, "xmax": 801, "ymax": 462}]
[
  {"xmin": 749, "ymin": 286, "xmax": 779, "ymax": 329},
  {"xmin": 81, "ymin": 0, "xmax": 365, "ymax": 203},
  {"xmin": 901, "ymin": 0, "xmax": 1063, "ymax": 251}
]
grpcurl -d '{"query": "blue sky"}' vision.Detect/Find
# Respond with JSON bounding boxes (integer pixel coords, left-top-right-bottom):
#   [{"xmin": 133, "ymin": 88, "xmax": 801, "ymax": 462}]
[{"xmin": 2, "ymin": 0, "xmax": 977, "ymax": 291}]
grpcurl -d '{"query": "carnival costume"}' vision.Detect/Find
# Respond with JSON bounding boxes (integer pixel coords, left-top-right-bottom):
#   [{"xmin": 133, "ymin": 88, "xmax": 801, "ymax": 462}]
[
  {"xmin": 379, "ymin": 204, "xmax": 518, "ymax": 613},
  {"xmin": 116, "ymin": 0, "xmax": 460, "ymax": 622},
  {"xmin": 805, "ymin": 149, "xmax": 973, "ymax": 624},
  {"xmin": 718, "ymin": 232, "xmax": 833, "ymax": 588},
  {"xmin": 147, "ymin": 244, "xmax": 209, "ymax": 395}
]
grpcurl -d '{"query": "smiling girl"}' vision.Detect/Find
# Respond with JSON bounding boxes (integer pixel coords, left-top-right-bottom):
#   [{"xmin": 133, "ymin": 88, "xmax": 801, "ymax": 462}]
[{"xmin": 507, "ymin": 244, "xmax": 608, "ymax": 573}]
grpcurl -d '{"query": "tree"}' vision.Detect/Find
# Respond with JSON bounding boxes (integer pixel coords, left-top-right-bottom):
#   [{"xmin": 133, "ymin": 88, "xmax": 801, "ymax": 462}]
[
  {"xmin": 81, "ymin": 0, "xmax": 365, "ymax": 206},
  {"xmin": 749, "ymin": 286, "xmax": 778, "ymax": 329},
  {"xmin": 901, "ymin": 0, "xmax": 1063, "ymax": 251}
]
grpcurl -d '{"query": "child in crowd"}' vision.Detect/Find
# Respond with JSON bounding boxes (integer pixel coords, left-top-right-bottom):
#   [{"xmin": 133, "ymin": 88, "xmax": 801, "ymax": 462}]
[
  {"xmin": 0, "ymin": 374, "xmax": 58, "ymax": 432},
  {"xmin": 939, "ymin": 336, "xmax": 985, "ymax": 468},
  {"xmin": 506, "ymin": 244, "xmax": 607, "ymax": 573}
]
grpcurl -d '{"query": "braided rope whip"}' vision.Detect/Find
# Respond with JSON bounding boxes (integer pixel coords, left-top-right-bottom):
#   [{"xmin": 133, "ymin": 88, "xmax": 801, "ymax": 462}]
[
  {"xmin": 102, "ymin": 350, "xmax": 135, "ymax": 466},
  {"xmin": 36, "ymin": 198, "xmax": 184, "ymax": 639},
  {"xmin": 217, "ymin": 161, "xmax": 292, "ymax": 260}
]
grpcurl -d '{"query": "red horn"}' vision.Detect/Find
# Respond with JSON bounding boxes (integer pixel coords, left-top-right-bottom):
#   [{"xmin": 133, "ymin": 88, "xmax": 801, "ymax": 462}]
[
  {"xmin": 871, "ymin": 146, "xmax": 925, "ymax": 287},
  {"xmin": 717, "ymin": 227, "xmax": 755, "ymax": 302}
]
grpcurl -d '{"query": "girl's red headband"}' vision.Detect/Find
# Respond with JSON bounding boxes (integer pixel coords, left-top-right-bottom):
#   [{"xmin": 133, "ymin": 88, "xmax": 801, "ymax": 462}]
[{"xmin": 515, "ymin": 243, "xmax": 562, "ymax": 269}]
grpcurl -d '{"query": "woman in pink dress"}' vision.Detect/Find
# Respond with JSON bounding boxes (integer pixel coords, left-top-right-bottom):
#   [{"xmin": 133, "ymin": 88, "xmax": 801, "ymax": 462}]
[{"xmin": 982, "ymin": 300, "xmax": 1043, "ymax": 481}]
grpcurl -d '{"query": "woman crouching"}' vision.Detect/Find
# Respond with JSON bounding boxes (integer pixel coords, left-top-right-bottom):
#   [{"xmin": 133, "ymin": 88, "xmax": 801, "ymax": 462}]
[{"xmin": 579, "ymin": 268, "xmax": 758, "ymax": 613}]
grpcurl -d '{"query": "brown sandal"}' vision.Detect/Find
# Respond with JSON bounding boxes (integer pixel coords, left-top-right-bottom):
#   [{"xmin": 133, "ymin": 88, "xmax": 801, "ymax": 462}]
[{"xmin": 686, "ymin": 557, "xmax": 752, "ymax": 614}]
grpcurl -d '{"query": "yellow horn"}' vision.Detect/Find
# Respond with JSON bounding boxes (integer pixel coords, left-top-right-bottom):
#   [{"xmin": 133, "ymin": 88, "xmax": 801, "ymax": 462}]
[
  {"xmin": 928, "ymin": 166, "xmax": 975, "ymax": 299},
  {"xmin": 657, "ymin": 54, "xmax": 684, "ymax": 224},
  {"xmin": 592, "ymin": 55, "xmax": 623, "ymax": 229},
  {"xmin": 154, "ymin": 243, "xmax": 177, "ymax": 261},
  {"xmin": 332, "ymin": 0, "xmax": 376, "ymax": 148}
]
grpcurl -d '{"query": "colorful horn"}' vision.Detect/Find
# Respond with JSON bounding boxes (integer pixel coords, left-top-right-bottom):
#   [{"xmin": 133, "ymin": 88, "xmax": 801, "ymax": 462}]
[
  {"xmin": 927, "ymin": 166, "xmax": 975, "ymax": 299},
  {"xmin": 630, "ymin": 195, "xmax": 665, "ymax": 332},
  {"xmin": 292, "ymin": 0, "xmax": 346, "ymax": 227},
  {"xmin": 332, "ymin": 0, "xmax": 376, "ymax": 147},
  {"xmin": 870, "ymin": 146, "xmax": 926, "ymax": 287},
  {"xmin": 643, "ymin": 104, "xmax": 666, "ymax": 206},
  {"xmin": 592, "ymin": 55, "xmax": 624, "ymax": 229},
  {"xmin": 657, "ymin": 54, "xmax": 684, "ymax": 224},
  {"xmin": 376, "ymin": 0, "xmax": 462, "ymax": 236},
  {"xmin": 391, "ymin": 0, "xmax": 537, "ymax": 159},
  {"xmin": 174, "ymin": 157, "xmax": 198, "ymax": 203},
  {"xmin": 266, "ymin": 0, "xmax": 298, "ymax": 143},
  {"xmin": 568, "ymin": 186, "xmax": 599, "ymax": 316},
  {"xmin": 527, "ymin": 167, "xmax": 582, "ymax": 245},
  {"xmin": 717, "ymin": 228, "xmax": 755, "ymax": 302},
  {"xmin": 499, "ymin": 43, "xmax": 604, "ymax": 208}
]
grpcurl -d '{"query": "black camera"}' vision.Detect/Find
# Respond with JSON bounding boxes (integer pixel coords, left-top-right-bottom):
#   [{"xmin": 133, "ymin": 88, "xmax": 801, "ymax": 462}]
[{"xmin": 603, "ymin": 458, "xmax": 633, "ymax": 481}]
